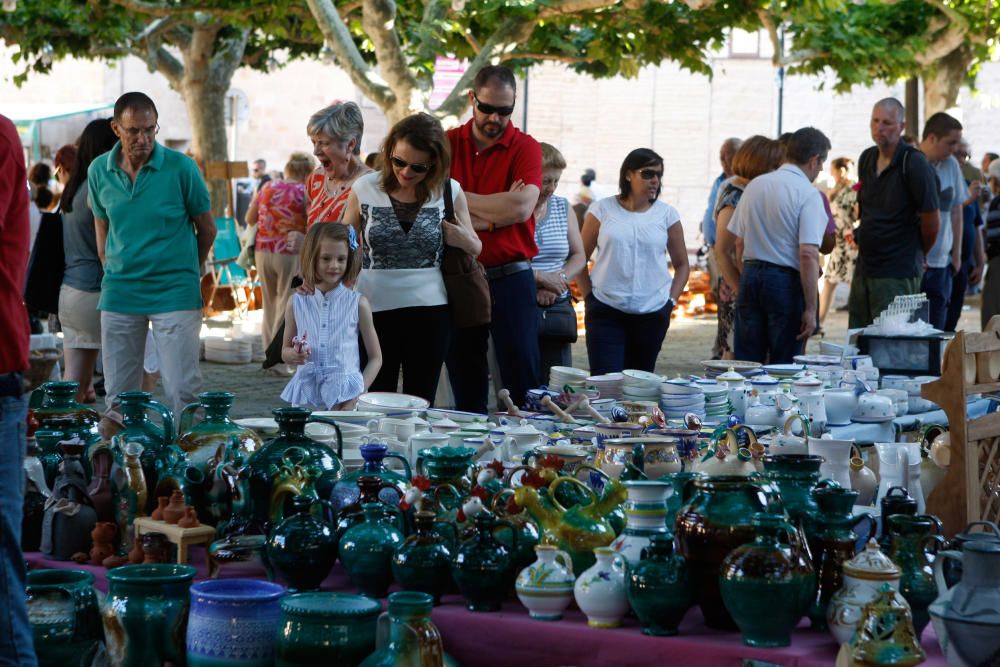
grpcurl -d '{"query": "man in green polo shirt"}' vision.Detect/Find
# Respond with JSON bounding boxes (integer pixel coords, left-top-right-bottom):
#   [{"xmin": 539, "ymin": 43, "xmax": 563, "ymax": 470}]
[{"xmin": 88, "ymin": 92, "xmax": 216, "ymax": 415}]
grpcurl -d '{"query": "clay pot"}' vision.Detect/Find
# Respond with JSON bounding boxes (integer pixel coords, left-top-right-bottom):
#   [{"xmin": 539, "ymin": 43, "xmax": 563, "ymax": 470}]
[
  {"xmin": 142, "ymin": 532, "xmax": 170, "ymax": 563},
  {"xmin": 128, "ymin": 537, "xmax": 145, "ymax": 564},
  {"xmin": 151, "ymin": 496, "xmax": 169, "ymax": 521},
  {"xmin": 177, "ymin": 507, "xmax": 200, "ymax": 528},
  {"xmin": 163, "ymin": 490, "xmax": 185, "ymax": 524},
  {"xmin": 89, "ymin": 522, "xmax": 117, "ymax": 565}
]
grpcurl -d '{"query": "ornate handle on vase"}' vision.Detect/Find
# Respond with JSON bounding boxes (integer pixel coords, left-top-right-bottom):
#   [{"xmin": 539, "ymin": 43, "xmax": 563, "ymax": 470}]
[
  {"xmin": 308, "ymin": 416, "xmax": 343, "ymax": 459},
  {"xmin": 382, "ymin": 452, "xmax": 412, "ymax": 481},
  {"xmin": 932, "ymin": 549, "xmax": 963, "ymax": 596},
  {"xmin": 554, "ymin": 548, "xmax": 575, "ymax": 577},
  {"xmin": 548, "ymin": 476, "xmax": 596, "ymax": 513},
  {"xmin": 142, "ymin": 398, "xmax": 175, "ymax": 446},
  {"xmin": 177, "ymin": 401, "xmax": 202, "ymax": 436}
]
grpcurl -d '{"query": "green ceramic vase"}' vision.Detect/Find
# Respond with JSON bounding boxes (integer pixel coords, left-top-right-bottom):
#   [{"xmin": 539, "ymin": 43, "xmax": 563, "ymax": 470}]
[
  {"xmin": 267, "ymin": 494, "xmax": 339, "ymax": 591},
  {"xmin": 101, "ymin": 564, "xmax": 196, "ymax": 667},
  {"xmin": 25, "ymin": 569, "xmax": 104, "ymax": 667},
  {"xmin": 359, "ymin": 592, "xmax": 448, "ymax": 667},
  {"xmin": 177, "ymin": 391, "xmax": 263, "ymax": 469},
  {"xmin": 29, "ymin": 381, "xmax": 100, "ymax": 444},
  {"xmin": 761, "ymin": 453, "xmax": 834, "ymax": 523},
  {"xmin": 34, "ymin": 429, "xmax": 65, "ymax": 489},
  {"xmin": 626, "ymin": 534, "xmax": 695, "ymax": 636},
  {"xmin": 886, "ymin": 513, "xmax": 945, "ymax": 637},
  {"xmin": 275, "ymin": 592, "xmax": 381, "ymax": 667},
  {"xmin": 719, "ymin": 513, "xmax": 817, "ymax": 647},
  {"xmin": 391, "ymin": 511, "xmax": 457, "ymax": 604},
  {"xmin": 117, "ymin": 391, "xmax": 174, "ymax": 510},
  {"xmin": 452, "ymin": 511, "xmax": 518, "ymax": 612},
  {"xmin": 331, "ymin": 443, "xmax": 409, "ymax": 515},
  {"xmin": 339, "ymin": 503, "xmax": 405, "ymax": 598}
]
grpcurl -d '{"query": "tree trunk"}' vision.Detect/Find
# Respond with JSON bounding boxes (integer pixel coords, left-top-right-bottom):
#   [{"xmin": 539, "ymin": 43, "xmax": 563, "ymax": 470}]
[
  {"xmin": 905, "ymin": 78, "xmax": 919, "ymax": 136},
  {"xmin": 922, "ymin": 47, "xmax": 971, "ymax": 117}
]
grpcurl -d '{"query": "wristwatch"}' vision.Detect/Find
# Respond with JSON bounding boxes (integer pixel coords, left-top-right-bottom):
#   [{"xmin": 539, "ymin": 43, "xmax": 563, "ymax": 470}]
[
  {"xmin": 666, "ymin": 297, "xmax": 676, "ymax": 311},
  {"xmin": 559, "ymin": 271, "xmax": 567, "ymax": 282}
]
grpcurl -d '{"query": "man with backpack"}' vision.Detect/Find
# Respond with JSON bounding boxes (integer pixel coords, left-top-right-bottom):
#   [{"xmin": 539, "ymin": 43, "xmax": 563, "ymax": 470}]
[{"xmin": 848, "ymin": 98, "xmax": 940, "ymax": 328}]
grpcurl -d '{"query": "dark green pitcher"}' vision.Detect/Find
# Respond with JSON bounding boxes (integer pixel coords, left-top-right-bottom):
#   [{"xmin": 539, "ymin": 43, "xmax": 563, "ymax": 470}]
[
  {"xmin": 117, "ymin": 391, "xmax": 173, "ymax": 507},
  {"xmin": 391, "ymin": 510, "xmax": 457, "ymax": 604},
  {"xmin": 26, "ymin": 569, "xmax": 104, "ymax": 667},
  {"xmin": 29, "ymin": 381, "xmax": 100, "ymax": 444},
  {"xmin": 339, "ymin": 503, "xmax": 405, "ymax": 598},
  {"xmin": 886, "ymin": 513, "xmax": 944, "ymax": 637},
  {"xmin": 452, "ymin": 511, "xmax": 518, "ymax": 612}
]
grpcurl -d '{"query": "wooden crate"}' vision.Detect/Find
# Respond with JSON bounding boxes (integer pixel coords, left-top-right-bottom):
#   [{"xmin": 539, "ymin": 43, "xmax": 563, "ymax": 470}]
[{"xmin": 922, "ymin": 315, "xmax": 1000, "ymax": 536}]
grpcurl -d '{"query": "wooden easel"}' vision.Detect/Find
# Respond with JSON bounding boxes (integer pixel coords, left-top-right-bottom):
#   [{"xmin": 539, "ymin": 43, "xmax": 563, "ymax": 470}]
[
  {"xmin": 204, "ymin": 160, "xmax": 250, "ymax": 216},
  {"xmin": 921, "ymin": 315, "xmax": 1000, "ymax": 536}
]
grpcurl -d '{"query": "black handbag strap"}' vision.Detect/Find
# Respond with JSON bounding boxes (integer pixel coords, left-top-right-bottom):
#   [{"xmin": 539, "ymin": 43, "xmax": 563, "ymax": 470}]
[{"xmin": 443, "ymin": 179, "xmax": 454, "ymax": 222}]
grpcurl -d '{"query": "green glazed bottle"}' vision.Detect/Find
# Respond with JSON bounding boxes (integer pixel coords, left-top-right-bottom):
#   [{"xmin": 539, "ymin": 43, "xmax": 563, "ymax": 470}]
[
  {"xmin": 719, "ymin": 513, "xmax": 817, "ymax": 647},
  {"xmin": 885, "ymin": 513, "xmax": 944, "ymax": 637},
  {"xmin": 276, "ymin": 592, "xmax": 381, "ymax": 667},
  {"xmin": 267, "ymin": 494, "xmax": 339, "ymax": 591},
  {"xmin": 359, "ymin": 592, "xmax": 446, "ymax": 667},
  {"xmin": 339, "ymin": 503, "xmax": 405, "ymax": 598},
  {"xmin": 177, "ymin": 391, "xmax": 263, "ymax": 470},
  {"xmin": 117, "ymin": 391, "xmax": 174, "ymax": 508},
  {"xmin": 626, "ymin": 533, "xmax": 695, "ymax": 636},
  {"xmin": 761, "ymin": 453, "xmax": 833, "ymax": 523},
  {"xmin": 29, "ymin": 381, "xmax": 100, "ymax": 444},
  {"xmin": 452, "ymin": 511, "xmax": 518, "ymax": 612},
  {"xmin": 391, "ymin": 511, "xmax": 457, "ymax": 604}
]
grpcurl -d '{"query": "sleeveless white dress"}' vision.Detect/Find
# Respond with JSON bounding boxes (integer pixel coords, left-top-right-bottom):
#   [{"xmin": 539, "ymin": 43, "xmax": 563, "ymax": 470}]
[{"xmin": 280, "ymin": 284, "xmax": 365, "ymax": 408}]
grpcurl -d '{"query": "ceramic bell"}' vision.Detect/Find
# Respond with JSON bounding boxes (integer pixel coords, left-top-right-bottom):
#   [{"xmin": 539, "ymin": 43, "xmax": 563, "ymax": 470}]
[{"xmin": 850, "ymin": 584, "xmax": 925, "ymax": 666}]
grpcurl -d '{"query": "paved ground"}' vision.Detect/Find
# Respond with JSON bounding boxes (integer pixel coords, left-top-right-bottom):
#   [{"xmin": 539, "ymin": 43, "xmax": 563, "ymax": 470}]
[{"xmin": 153, "ymin": 297, "xmax": 983, "ymax": 419}]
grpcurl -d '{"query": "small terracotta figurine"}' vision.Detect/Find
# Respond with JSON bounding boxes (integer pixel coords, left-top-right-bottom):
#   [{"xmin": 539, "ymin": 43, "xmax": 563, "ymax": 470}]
[
  {"xmin": 89, "ymin": 522, "xmax": 117, "ymax": 565},
  {"xmin": 177, "ymin": 507, "xmax": 200, "ymax": 528},
  {"xmin": 162, "ymin": 490, "xmax": 185, "ymax": 524},
  {"xmin": 151, "ymin": 496, "xmax": 169, "ymax": 521}
]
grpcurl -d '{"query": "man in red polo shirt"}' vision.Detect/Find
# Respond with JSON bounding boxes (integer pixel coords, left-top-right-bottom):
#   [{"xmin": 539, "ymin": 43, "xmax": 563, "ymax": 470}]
[
  {"xmin": 446, "ymin": 65, "xmax": 543, "ymax": 413},
  {"xmin": 0, "ymin": 112, "xmax": 38, "ymax": 666}
]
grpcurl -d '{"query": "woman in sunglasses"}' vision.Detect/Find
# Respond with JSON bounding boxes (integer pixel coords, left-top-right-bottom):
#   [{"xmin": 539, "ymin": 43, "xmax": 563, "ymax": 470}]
[
  {"xmin": 341, "ymin": 113, "xmax": 481, "ymax": 404},
  {"xmin": 578, "ymin": 148, "xmax": 690, "ymax": 375}
]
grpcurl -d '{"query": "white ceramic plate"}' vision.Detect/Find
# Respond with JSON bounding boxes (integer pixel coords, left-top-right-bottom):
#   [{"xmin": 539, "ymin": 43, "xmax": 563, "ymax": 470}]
[
  {"xmin": 311, "ymin": 410, "xmax": 383, "ymax": 425},
  {"xmin": 550, "ymin": 365, "xmax": 589, "ymax": 379},
  {"xmin": 763, "ymin": 364, "xmax": 805, "ymax": 375},
  {"xmin": 701, "ymin": 360, "xmax": 762, "ymax": 372},
  {"xmin": 235, "ymin": 418, "xmax": 280, "ymax": 434},
  {"xmin": 622, "ymin": 369, "xmax": 664, "ymax": 383},
  {"xmin": 357, "ymin": 392, "xmax": 430, "ymax": 411},
  {"xmin": 851, "ymin": 415, "xmax": 896, "ymax": 423}
]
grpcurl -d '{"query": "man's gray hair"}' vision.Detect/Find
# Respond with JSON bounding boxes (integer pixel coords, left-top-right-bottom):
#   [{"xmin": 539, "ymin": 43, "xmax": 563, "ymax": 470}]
[
  {"xmin": 307, "ymin": 102, "xmax": 364, "ymax": 154},
  {"xmin": 722, "ymin": 137, "xmax": 743, "ymax": 153},
  {"xmin": 873, "ymin": 97, "xmax": 905, "ymax": 123}
]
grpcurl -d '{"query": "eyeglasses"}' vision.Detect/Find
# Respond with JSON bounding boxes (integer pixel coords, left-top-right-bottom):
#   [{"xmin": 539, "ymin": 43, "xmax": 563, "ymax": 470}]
[
  {"xmin": 473, "ymin": 94, "xmax": 515, "ymax": 117},
  {"xmin": 390, "ymin": 155, "xmax": 432, "ymax": 174},
  {"xmin": 638, "ymin": 169, "xmax": 663, "ymax": 180},
  {"xmin": 120, "ymin": 124, "xmax": 160, "ymax": 139}
]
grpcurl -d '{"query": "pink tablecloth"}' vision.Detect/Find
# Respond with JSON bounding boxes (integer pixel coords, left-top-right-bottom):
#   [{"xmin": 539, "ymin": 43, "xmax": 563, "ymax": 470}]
[{"xmin": 26, "ymin": 549, "xmax": 945, "ymax": 667}]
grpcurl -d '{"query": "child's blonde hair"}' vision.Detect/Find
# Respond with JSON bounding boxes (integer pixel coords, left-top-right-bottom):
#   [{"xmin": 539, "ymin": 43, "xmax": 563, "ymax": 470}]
[{"xmin": 300, "ymin": 222, "xmax": 361, "ymax": 286}]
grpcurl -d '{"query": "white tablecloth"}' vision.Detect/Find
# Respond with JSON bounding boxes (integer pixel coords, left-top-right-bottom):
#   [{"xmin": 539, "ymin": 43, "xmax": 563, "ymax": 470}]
[{"xmin": 827, "ymin": 398, "xmax": 990, "ymax": 445}]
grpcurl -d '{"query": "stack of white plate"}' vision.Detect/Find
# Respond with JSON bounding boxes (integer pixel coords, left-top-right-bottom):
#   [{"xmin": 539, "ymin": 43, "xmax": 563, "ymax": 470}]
[
  {"xmin": 793, "ymin": 354, "xmax": 841, "ymax": 367},
  {"xmin": 204, "ymin": 336, "xmax": 253, "ymax": 364},
  {"xmin": 660, "ymin": 380, "xmax": 706, "ymax": 420},
  {"xmin": 701, "ymin": 359, "xmax": 762, "ymax": 379},
  {"xmin": 763, "ymin": 364, "xmax": 805, "ymax": 379},
  {"xmin": 587, "ymin": 373, "xmax": 624, "ymax": 400},
  {"xmin": 701, "ymin": 384, "xmax": 731, "ymax": 420},
  {"xmin": 622, "ymin": 369, "xmax": 664, "ymax": 402},
  {"xmin": 357, "ymin": 392, "xmax": 430, "ymax": 415},
  {"xmin": 548, "ymin": 366, "xmax": 590, "ymax": 391}
]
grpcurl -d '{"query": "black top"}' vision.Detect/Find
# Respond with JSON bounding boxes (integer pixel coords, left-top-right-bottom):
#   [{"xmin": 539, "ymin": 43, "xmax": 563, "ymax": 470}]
[{"xmin": 856, "ymin": 143, "xmax": 939, "ymax": 279}]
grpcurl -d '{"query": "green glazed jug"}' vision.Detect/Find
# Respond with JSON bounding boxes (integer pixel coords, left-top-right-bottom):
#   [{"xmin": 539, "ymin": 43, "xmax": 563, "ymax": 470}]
[
  {"xmin": 391, "ymin": 511, "xmax": 458, "ymax": 604},
  {"xmin": 177, "ymin": 391, "xmax": 263, "ymax": 471},
  {"xmin": 339, "ymin": 503, "xmax": 405, "ymax": 598},
  {"xmin": 29, "ymin": 381, "xmax": 100, "ymax": 444},
  {"xmin": 762, "ymin": 453, "xmax": 837, "ymax": 523},
  {"xmin": 452, "ymin": 511, "xmax": 519, "ymax": 612},
  {"xmin": 719, "ymin": 513, "xmax": 817, "ymax": 647},
  {"xmin": 116, "ymin": 391, "xmax": 173, "ymax": 506},
  {"xmin": 25, "ymin": 569, "xmax": 104, "ymax": 666},
  {"xmin": 101, "ymin": 564, "xmax": 196, "ymax": 667},
  {"xmin": 267, "ymin": 494, "xmax": 339, "ymax": 591},
  {"xmin": 359, "ymin": 592, "xmax": 447, "ymax": 667},
  {"xmin": 626, "ymin": 533, "xmax": 695, "ymax": 636},
  {"xmin": 276, "ymin": 592, "xmax": 381, "ymax": 667},
  {"xmin": 886, "ymin": 512, "xmax": 945, "ymax": 637}
]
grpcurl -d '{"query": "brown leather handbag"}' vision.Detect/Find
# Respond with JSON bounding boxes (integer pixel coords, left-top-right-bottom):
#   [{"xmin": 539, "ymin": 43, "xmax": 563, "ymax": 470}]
[{"xmin": 441, "ymin": 180, "xmax": 492, "ymax": 328}]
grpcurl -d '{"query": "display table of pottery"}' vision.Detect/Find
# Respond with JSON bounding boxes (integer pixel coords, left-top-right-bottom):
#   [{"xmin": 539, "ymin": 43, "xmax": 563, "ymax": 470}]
[{"xmin": 24, "ymin": 551, "xmax": 948, "ymax": 667}]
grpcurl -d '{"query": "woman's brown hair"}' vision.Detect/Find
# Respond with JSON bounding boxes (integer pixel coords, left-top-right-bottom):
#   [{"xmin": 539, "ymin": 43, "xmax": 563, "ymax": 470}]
[
  {"xmin": 379, "ymin": 113, "xmax": 450, "ymax": 205},
  {"xmin": 299, "ymin": 222, "xmax": 361, "ymax": 286},
  {"xmin": 730, "ymin": 135, "xmax": 784, "ymax": 180}
]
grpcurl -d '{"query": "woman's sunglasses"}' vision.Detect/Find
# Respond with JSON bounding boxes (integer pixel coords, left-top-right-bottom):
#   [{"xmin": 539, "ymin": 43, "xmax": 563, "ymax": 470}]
[
  {"xmin": 390, "ymin": 155, "xmax": 432, "ymax": 174},
  {"xmin": 473, "ymin": 94, "xmax": 515, "ymax": 117},
  {"xmin": 639, "ymin": 169, "xmax": 663, "ymax": 180}
]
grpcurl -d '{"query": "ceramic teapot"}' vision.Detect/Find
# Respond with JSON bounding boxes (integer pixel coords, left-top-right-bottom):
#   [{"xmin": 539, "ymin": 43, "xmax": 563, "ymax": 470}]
[
  {"xmin": 930, "ymin": 541, "xmax": 1000, "ymax": 667},
  {"xmin": 744, "ymin": 391, "xmax": 797, "ymax": 429}
]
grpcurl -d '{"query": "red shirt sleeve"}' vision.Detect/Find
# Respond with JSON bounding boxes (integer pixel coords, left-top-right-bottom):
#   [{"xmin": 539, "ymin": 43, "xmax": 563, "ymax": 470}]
[{"xmin": 511, "ymin": 135, "xmax": 542, "ymax": 190}]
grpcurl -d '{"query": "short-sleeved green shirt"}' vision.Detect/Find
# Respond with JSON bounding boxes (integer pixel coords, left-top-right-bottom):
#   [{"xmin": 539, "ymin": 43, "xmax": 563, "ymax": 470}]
[{"xmin": 88, "ymin": 141, "xmax": 211, "ymax": 314}]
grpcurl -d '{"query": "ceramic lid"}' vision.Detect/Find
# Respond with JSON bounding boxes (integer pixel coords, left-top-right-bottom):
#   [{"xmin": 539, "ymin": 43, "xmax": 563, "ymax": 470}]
[
  {"xmin": 842, "ymin": 539, "xmax": 901, "ymax": 580},
  {"xmin": 402, "ymin": 411, "xmax": 429, "ymax": 426},
  {"xmin": 716, "ymin": 368, "xmax": 746, "ymax": 383},
  {"xmin": 509, "ymin": 419, "xmax": 545, "ymax": 436},
  {"xmin": 751, "ymin": 373, "xmax": 779, "ymax": 385},
  {"xmin": 793, "ymin": 372, "xmax": 823, "ymax": 387},
  {"xmin": 280, "ymin": 592, "xmax": 381, "ymax": 617},
  {"xmin": 432, "ymin": 417, "xmax": 459, "ymax": 428}
]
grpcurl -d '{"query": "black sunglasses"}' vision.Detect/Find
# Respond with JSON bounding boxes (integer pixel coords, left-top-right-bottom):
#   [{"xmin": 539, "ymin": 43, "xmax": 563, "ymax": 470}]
[
  {"xmin": 639, "ymin": 169, "xmax": 663, "ymax": 180},
  {"xmin": 473, "ymin": 94, "xmax": 515, "ymax": 117},
  {"xmin": 390, "ymin": 155, "xmax": 432, "ymax": 174}
]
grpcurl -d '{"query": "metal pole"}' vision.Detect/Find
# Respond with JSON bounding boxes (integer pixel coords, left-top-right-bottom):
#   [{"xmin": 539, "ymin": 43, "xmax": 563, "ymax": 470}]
[
  {"xmin": 776, "ymin": 27, "xmax": 785, "ymax": 136},
  {"xmin": 521, "ymin": 70, "xmax": 529, "ymax": 132}
]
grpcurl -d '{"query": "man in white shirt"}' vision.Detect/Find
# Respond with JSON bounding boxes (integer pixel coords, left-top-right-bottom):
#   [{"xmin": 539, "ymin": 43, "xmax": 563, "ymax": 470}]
[
  {"xmin": 917, "ymin": 112, "xmax": 969, "ymax": 330},
  {"xmin": 729, "ymin": 127, "xmax": 830, "ymax": 363}
]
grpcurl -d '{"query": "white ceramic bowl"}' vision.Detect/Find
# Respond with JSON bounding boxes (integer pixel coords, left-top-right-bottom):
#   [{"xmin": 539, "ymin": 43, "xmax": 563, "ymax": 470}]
[
  {"xmin": 660, "ymin": 382, "xmax": 703, "ymax": 396},
  {"xmin": 357, "ymin": 392, "xmax": 430, "ymax": 414},
  {"xmin": 880, "ymin": 375, "xmax": 909, "ymax": 392},
  {"xmin": 311, "ymin": 410, "xmax": 384, "ymax": 426}
]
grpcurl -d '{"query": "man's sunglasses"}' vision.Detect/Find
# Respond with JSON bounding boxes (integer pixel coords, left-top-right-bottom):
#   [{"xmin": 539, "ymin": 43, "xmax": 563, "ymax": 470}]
[
  {"xmin": 390, "ymin": 155, "xmax": 433, "ymax": 174},
  {"xmin": 639, "ymin": 169, "xmax": 663, "ymax": 180},
  {"xmin": 473, "ymin": 94, "xmax": 515, "ymax": 117}
]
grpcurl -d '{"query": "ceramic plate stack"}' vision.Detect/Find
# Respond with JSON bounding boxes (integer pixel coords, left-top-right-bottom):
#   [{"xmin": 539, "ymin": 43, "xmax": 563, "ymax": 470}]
[
  {"xmin": 701, "ymin": 359, "xmax": 762, "ymax": 379},
  {"xmin": 587, "ymin": 373, "xmax": 624, "ymax": 400},
  {"xmin": 622, "ymin": 369, "xmax": 664, "ymax": 402},
  {"xmin": 548, "ymin": 366, "xmax": 590, "ymax": 392},
  {"xmin": 793, "ymin": 354, "xmax": 841, "ymax": 367},
  {"xmin": 204, "ymin": 336, "xmax": 253, "ymax": 364},
  {"xmin": 660, "ymin": 379, "xmax": 706, "ymax": 421},
  {"xmin": 701, "ymin": 383, "xmax": 730, "ymax": 420},
  {"xmin": 762, "ymin": 364, "xmax": 806, "ymax": 380}
]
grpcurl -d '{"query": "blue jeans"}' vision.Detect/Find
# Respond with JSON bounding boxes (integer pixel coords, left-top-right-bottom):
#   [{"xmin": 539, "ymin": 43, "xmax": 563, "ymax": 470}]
[
  {"xmin": 944, "ymin": 263, "xmax": 969, "ymax": 332},
  {"xmin": 584, "ymin": 293, "xmax": 672, "ymax": 375},
  {"xmin": 0, "ymin": 394, "xmax": 36, "ymax": 667},
  {"xmin": 921, "ymin": 266, "xmax": 953, "ymax": 331},
  {"xmin": 734, "ymin": 261, "xmax": 804, "ymax": 364},
  {"xmin": 447, "ymin": 268, "xmax": 541, "ymax": 412}
]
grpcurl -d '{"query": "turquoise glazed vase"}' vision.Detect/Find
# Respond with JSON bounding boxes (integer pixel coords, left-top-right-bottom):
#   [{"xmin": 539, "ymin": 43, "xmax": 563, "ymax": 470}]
[
  {"xmin": 275, "ymin": 592, "xmax": 381, "ymax": 667},
  {"xmin": 761, "ymin": 453, "xmax": 832, "ymax": 523},
  {"xmin": 186, "ymin": 579, "xmax": 286, "ymax": 667},
  {"xmin": 102, "ymin": 564, "xmax": 197, "ymax": 667},
  {"xmin": 662, "ymin": 471, "xmax": 704, "ymax": 526},
  {"xmin": 719, "ymin": 513, "xmax": 817, "ymax": 647},
  {"xmin": 391, "ymin": 511, "xmax": 457, "ymax": 604},
  {"xmin": 626, "ymin": 534, "xmax": 695, "ymax": 636},
  {"xmin": 267, "ymin": 494, "xmax": 339, "ymax": 592},
  {"xmin": 339, "ymin": 503, "xmax": 405, "ymax": 598},
  {"xmin": 359, "ymin": 592, "xmax": 447, "ymax": 667},
  {"xmin": 25, "ymin": 569, "xmax": 104, "ymax": 666},
  {"xmin": 29, "ymin": 381, "xmax": 100, "ymax": 444},
  {"xmin": 452, "ymin": 511, "xmax": 518, "ymax": 612},
  {"xmin": 33, "ymin": 429, "xmax": 65, "ymax": 489},
  {"xmin": 886, "ymin": 513, "xmax": 945, "ymax": 637},
  {"xmin": 117, "ymin": 391, "xmax": 174, "ymax": 509}
]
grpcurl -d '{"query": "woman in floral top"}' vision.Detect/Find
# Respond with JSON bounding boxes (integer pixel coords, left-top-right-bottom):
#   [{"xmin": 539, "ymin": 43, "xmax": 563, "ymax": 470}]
[
  {"xmin": 247, "ymin": 152, "xmax": 313, "ymax": 350},
  {"xmin": 819, "ymin": 157, "xmax": 858, "ymax": 324}
]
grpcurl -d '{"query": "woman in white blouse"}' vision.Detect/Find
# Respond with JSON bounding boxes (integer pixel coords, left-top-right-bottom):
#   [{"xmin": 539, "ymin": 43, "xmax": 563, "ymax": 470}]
[{"xmin": 578, "ymin": 148, "xmax": 690, "ymax": 375}]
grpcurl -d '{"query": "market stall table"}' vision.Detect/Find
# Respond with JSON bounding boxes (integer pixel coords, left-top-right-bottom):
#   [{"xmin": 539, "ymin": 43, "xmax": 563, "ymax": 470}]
[
  {"xmin": 827, "ymin": 397, "xmax": 990, "ymax": 445},
  {"xmin": 25, "ymin": 550, "xmax": 946, "ymax": 667}
]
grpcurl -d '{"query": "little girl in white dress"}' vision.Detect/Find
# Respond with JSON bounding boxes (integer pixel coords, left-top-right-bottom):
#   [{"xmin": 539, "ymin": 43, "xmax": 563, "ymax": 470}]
[{"xmin": 280, "ymin": 223, "xmax": 381, "ymax": 409}]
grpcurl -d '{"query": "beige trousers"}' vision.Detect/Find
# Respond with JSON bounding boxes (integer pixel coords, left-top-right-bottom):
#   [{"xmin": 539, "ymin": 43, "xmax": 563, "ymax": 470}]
[{"xmin": 256, "ymin": 251, "xmax": 300, "ymax": 348}]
